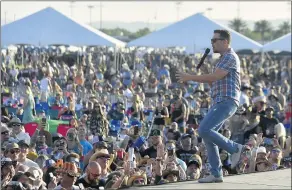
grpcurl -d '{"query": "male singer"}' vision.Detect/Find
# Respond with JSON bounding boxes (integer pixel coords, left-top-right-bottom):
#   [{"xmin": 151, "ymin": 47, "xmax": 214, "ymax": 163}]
[{"xmin": 176, "ymin": 30, "xmax": 249, "ymax": 183}]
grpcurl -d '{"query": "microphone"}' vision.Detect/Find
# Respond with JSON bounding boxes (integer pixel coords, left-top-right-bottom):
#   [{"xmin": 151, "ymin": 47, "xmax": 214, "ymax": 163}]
[{"xmin": 196, "ymin": 48, "xmax": 210, "ymax": 70}]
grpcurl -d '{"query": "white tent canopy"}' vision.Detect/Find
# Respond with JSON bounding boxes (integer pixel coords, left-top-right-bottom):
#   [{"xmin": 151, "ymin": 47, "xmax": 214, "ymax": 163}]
[
  {"xmin": 1, "ymin": 7, "xmax": 125, "ymax": 47},
  {"xmin": 262, "ymin": 33, "xmax": 291, "ymax": 52},
  {"xmin": 127, "ymin": 13, "xmax": 262, "ymax": 53}
]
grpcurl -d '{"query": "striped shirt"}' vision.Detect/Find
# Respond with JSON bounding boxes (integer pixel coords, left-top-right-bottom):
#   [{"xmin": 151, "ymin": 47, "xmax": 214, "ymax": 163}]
[{"xmin": 211, "ymin": 48, "xmax": 241, "ymax": 106}]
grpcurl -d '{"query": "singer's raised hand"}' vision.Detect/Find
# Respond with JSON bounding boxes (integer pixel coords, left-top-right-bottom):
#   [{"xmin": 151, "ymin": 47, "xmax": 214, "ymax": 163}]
[{"xmin": 175, "ymin": 71, "xmax": 192, "ymax": 83}]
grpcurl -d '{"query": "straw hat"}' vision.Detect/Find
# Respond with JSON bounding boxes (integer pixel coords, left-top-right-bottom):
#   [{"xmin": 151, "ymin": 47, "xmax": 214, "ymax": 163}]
[
  {"xmin": 127, "ymin": 171, "xmax": 147, "ymax": 186},
  {"xmin": 89, "ymin": 149, "xmax": 111, "ymax": 162},
  {"xmin": 257, "ymin": 146, "xmax": 267, "ymax": 155},
  {"xmin": 8, "ymin": 117, "xmax": 23, "ymax": 127}
]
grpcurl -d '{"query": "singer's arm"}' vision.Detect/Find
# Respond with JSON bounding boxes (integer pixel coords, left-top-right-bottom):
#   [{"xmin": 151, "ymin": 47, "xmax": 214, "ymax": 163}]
[{"xmin": 178, "ymin": 68, "xmax": 228, "ymax": 83}]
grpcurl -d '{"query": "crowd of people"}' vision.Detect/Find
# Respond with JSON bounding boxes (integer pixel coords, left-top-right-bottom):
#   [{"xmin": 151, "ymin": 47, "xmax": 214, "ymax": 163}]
[{"xmin": 1, "ymin": 46, "xmax": 291, "ymax": 190}]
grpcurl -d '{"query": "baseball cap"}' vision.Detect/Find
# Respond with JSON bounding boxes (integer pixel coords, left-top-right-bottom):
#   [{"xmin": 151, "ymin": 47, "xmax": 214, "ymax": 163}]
[
  {"xmin": 96, "ymin": 141, "xmax": 108, "ymax": 149},
  {"xmin": 181, "ymin": 134, "xmax": 192, "ymax": 140},
  {"xmin": 5, "ymin": 143, "xmax": 20, "ymax": 151},
  {"xmin": 18, "ymin": 140, "xmax": 29, "ymax": 147},
  {"xmin": 265, "ymin": 106, "xmax": 275, "ymax": 112},
  {"xmin": 150, "ymin": 129, "xmax": 162, "ymax": 136}
]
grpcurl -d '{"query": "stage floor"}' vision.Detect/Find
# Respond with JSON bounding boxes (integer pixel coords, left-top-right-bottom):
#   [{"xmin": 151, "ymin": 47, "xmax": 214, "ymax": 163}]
[{"xmin": 132, "ymin": 169, "xmax": 291, "ymax": 189}]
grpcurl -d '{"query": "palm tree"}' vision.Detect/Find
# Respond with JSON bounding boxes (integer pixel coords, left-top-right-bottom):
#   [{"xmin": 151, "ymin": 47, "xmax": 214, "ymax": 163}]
[
  {"xmin": 278, "ymin": 21, "xmax": 291, "ymax": 35},
  {"xmin": 254, "ymin": 20, "xmax": 273, "ymax": 43},
  {"xmin": 228, "ymin": 18, "xmax": 247, "ymax": 33}
]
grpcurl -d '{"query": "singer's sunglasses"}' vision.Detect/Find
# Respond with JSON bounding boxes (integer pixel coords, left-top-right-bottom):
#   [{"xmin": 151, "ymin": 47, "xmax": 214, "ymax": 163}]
[{"xmin": 211, "ymin": 38, "xmax": 226, "ymax": 43}]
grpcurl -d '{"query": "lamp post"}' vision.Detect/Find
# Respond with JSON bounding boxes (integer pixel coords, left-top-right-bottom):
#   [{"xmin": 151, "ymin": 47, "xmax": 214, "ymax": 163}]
[
  {"xmin": 88, "ymin": 5, "xmax": 94, "ymax": 26},
  {"xmin": 100, "ymin": 2, "xmax": 103, "ymax": 29},
  {"xmin": 70, "ymin": 1, "xmax": 75, "ymax": 17},
  {"xmin": 206, "ymin": 8, "xmax": 213, "ymax": 17},
  {"xmin": 176, "ymin": 1, "xmax": 182, "ymax": 21},
  {"xmin": 237, "ymin": 1, "xmax": 240, "ymax": 18}
]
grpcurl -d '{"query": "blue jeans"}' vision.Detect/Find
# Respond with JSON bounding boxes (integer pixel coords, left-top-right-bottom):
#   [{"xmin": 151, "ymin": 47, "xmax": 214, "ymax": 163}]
[{"xmin": 198, "ymin": 99, "xmax": 240, "ymax": 177}]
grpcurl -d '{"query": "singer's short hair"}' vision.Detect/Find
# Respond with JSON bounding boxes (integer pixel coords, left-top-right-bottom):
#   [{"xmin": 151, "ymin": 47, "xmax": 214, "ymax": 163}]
[{"xmin": 214, "ymin": 29, "xmax": 231, "ymax": 44}]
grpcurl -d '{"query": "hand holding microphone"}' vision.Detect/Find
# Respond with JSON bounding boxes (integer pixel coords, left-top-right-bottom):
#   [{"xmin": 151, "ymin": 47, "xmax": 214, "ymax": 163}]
[{"xmin": 196, "ymin": 48, "xmax": 210, "ymax": 70}]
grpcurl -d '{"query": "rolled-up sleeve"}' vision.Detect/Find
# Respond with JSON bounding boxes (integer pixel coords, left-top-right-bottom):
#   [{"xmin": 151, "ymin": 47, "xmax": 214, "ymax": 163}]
[{"xmin": 216, "ymin": 55, "xmax": 235, "ymax": 72}]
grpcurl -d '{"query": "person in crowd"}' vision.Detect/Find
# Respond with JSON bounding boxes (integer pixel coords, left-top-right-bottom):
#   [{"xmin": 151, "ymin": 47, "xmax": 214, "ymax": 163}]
[
  {"xmin": 176, "ymin": 134, "xmax": 197, "ymax": 164},
  {"xmin": 40, "ymin": 71, "xmax": 52, "ymax": 102},
  {"xmin": 9, "ymin": 117, "xmax": 30, "ymax": 145},
  {"xmin": 239, "ymin": 84, "xmax": 252, "ymax": 107},
  {"xmin": 186, "ymin": 154, "xmax": 202, "ymax": 180},
  {"xmin": 31, "ymin": 119, "xmax": 52, "ymax": 147},
  {"xmin": 75, "ymin": 161, "xmax": 104, "ymax": 188},
  {"xmin": 153, "ymin": 99, "xmax": 169, "ymax": 131},
  {"xmin": 1, "ymin": 157, "xmax": 16, "ymax": 188},
  {"xmin": 171, "ymin": 89, "xmax": 187, "ymax": 133},
  {"xmin": 89, "ymin": 149, "xmax": 112, "ymax": 180},
  {"xmin": 260, "ymin": 106, "xmax": 279, "ymax": 139},
  {"xmin": 17, "ymin": 140, "xmax": 39, "ymax": 168},
  {"xmin": 140, "ymin": 129, "xmax": 163, "ymax": 158},
  {"xmin": 66, "ymin": 128, "xmax": 83, "ymax": 156},
  {"xmin": 51, "ymin": 137, "xmax": 70, "ymax": 160},
  {"xmin": 48, "ymin": 162, "xmax": 80, "ymax": 190},
  {"xmin": 21, "ymin": 81, "xmax": 35, "ymax": 124},
  {"xmin": 87, "ymin": 103, "xmax": 109, "ymax": 139},
  {"xmin": 3, "ymin": 143, "xmax": 28, "ymax": 173},
  {"xmin": 1, "ymin": 125, "xmax": 11, "ymax": 148}
]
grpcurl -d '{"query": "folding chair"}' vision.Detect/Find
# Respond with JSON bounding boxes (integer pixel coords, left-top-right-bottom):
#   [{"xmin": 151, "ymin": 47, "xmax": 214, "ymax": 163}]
[
  {"xmin": 7, "ymin": 107, "xmax": 17, "ymax": 115},
  {"xmin": 48, "ymin": 109, "xmax": 60, "ymax": 120}
]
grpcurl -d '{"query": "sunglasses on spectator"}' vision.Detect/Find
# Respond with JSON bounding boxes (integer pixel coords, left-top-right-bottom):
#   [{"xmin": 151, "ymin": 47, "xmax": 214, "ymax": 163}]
[
  {"xmin": 1, "ymin": 131, "xmax": 9, "ymax": 135},
  {"xmin": 133, "ymin": 179, "xmax": 145, "ymax": 185},
  {"xmin": 55, "ymin": 143, "xmax": 65, "ymax": 147},
  {"xmin": 97, "ymin": 156, "xmax": 110, "ymax": 160},
  {"xmin": 90, "ymin": 172, "xmax": 101, "ymax": 178},
  {"xmin": 12, "ymin": 124, "xmax": 21, "ymax": 127},
  {"xmin": 272, "ymin": 149, "xmax": 281, "ymax": 153},
  {"xmin": 211, "ymin": 38, "xmax": 225, "ymax": 43},
  {"xmin": 10, "ymin": 149, "xmax": 20, "ymax": 154}
]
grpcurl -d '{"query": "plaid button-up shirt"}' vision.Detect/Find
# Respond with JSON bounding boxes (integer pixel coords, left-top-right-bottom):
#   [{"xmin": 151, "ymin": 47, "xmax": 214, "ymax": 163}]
[{"xmin": 211, "ymin": 48, "xmax": 241, "ymax": 106}]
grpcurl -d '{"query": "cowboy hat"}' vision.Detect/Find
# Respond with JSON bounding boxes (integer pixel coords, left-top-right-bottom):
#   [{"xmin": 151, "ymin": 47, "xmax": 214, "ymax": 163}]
[
  {"xmin": 89, "ymin": 149, "xmax": 111, "ymax": 162},
  {"xmin": 127, "ymin": 171, "xmax": 147, "ymax": 186},
  {"xmin": 187, "ymin": 154, "xmax": 202, "ymax": 169},
  {"xmin": 8, "ymin": 117, "xmax": 23, "ymax": 127}
]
